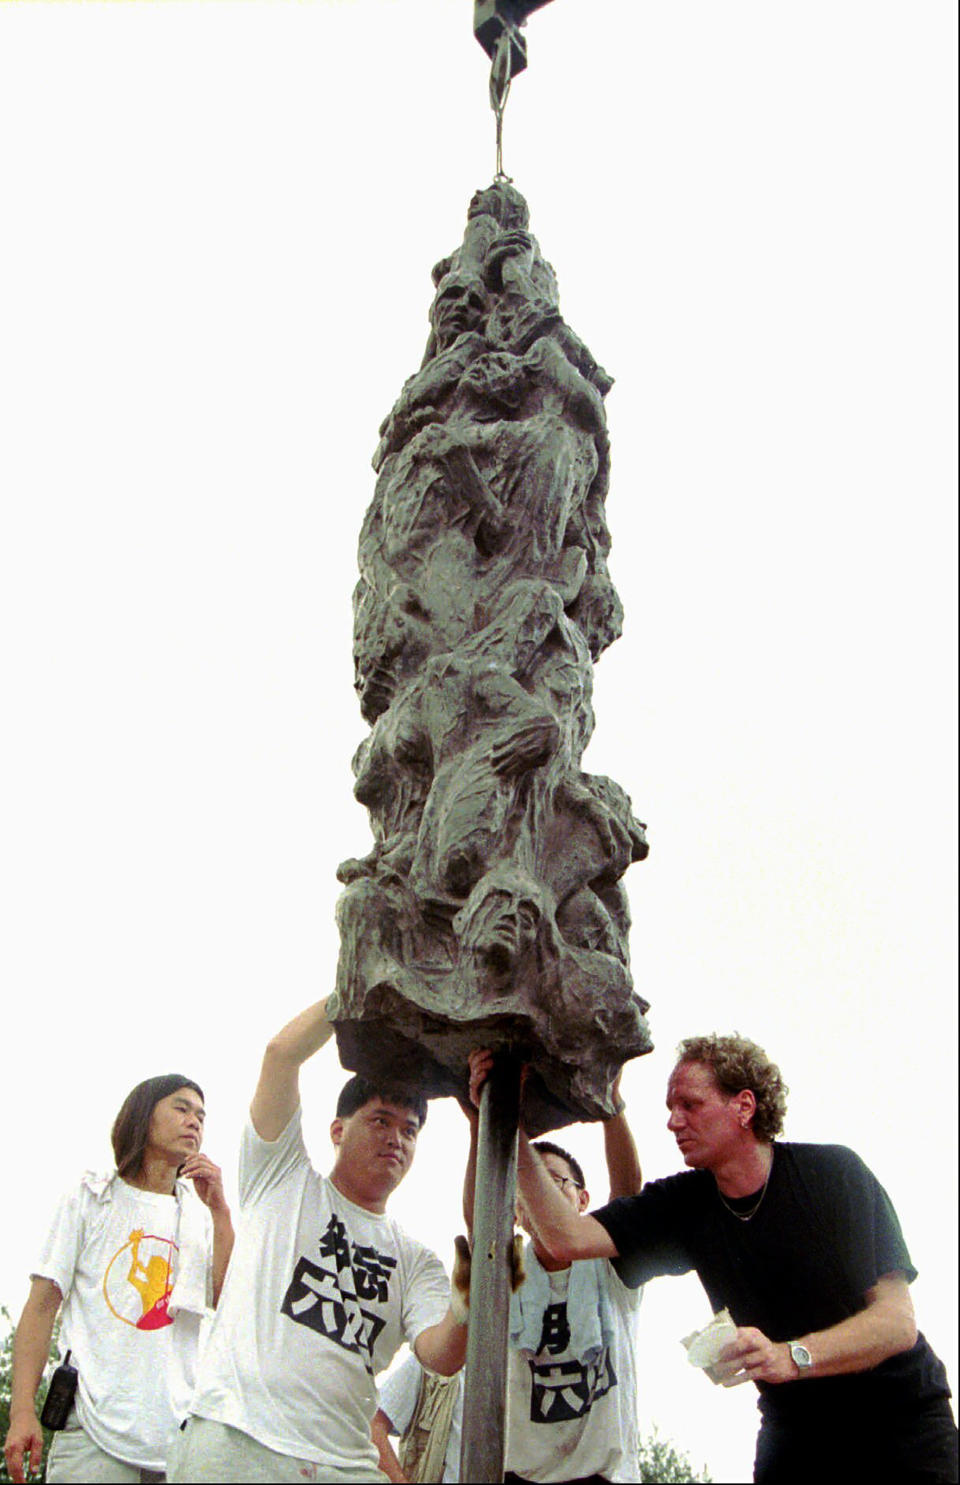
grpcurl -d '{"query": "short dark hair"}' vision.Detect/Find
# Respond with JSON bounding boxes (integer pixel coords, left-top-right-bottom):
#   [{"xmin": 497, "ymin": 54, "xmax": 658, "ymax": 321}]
[
  {"xmin": 111, "ymin": 1074, "xmax": 204, "ymax": 1180},
  {"xmin": 335, "ymin": 1075, "xmax": 428, "ymax": 1129},
  {"xmin": 676, "ymin": 1034, "xmax": 788, "ymax": 1141},
  {"xmin": 533, "ymin": 1140, "xmax": 585, "ymax": 1190}
]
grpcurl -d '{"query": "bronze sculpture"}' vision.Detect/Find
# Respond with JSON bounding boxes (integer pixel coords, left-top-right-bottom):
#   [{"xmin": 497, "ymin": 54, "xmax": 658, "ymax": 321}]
[{"xmin": 331, "ymin": 182, "xmax": 652, "ymax": 1135}]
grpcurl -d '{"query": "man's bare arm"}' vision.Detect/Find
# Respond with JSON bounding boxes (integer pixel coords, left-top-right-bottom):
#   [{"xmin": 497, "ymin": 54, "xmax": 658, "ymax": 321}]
[
  {"xmin": 517, "ymin": 1133, "xmax": 617, "ymax": 1262},
  {"xmin": 179, "ymin": 1152, "xmax": 235, "ymax": 1304},
  {"xmin": 460, "ymin": 1100, "xmax": 479, "ymax": 1235},
  {"xmin": 371, "ymin": 1409, "xmax": 409, "ymax": 1484},
  {"xmin": 413, "ymin": 1309, "xmax": 469, "ymax": 1377},
  {"xmin": 602, "ymin": 1073, "xmax": 643, "ymax": 1200},
  {"xmin": 210, "ymin": 1207, "xmax": 235, "ymax": 1305},
  {"xmin": 717, "ymin": 1272, "xmax": 918, "ymax": 1386},
  {"xmin": 4, "ymin": 1278, "xmax": 62, "ymax": 1485},
  {"xmin": 466, "ymin": 1049, "xmax": 617, "ymax": 1263},
  {"xmin": 250, "ymin": 997, "xmax": 334, "ymax": 1141}
]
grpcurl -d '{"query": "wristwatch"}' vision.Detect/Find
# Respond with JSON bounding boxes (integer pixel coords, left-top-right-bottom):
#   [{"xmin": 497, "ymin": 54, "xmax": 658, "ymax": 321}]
[{"xmin": 788, "ymin": 1342, "xmax": 813, "ymax": 1373}]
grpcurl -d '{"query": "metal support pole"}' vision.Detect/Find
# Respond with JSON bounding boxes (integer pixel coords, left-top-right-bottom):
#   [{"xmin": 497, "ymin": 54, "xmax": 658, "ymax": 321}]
[{"xmin": 459, "ymin": 1053, "xmax": 522, "ymax": 1484}]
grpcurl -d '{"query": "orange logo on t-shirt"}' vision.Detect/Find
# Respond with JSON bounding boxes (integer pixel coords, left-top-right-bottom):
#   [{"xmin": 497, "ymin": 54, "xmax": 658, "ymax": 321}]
[{"xmin": 103, "ymin": 1228, "xmax": 178, "ymax": 1330}]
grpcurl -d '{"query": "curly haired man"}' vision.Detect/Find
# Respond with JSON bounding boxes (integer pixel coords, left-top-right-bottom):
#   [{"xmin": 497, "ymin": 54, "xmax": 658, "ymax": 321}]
[{"xmin": 486, "ymin": 1034, "xmax": 958, "ymax": 1484}]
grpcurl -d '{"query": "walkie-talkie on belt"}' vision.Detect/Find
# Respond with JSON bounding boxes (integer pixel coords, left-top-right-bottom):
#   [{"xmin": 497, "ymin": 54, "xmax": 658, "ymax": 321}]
[{"xmin": 39, "ymin": 1350, "xmax": 78, "ymax": 1431}]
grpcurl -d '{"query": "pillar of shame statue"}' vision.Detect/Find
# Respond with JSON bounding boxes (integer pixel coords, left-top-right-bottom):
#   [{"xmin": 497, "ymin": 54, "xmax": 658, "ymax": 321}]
[{"xmin": 330, "ymin": 181, "xmax": 652, "ymax": 1134}]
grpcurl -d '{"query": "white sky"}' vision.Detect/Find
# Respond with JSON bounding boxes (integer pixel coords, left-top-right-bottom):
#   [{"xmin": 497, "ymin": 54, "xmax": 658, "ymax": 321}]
[{"xmin": 1, "ymin": 3, "xmax": 956, "ymax": 1481}]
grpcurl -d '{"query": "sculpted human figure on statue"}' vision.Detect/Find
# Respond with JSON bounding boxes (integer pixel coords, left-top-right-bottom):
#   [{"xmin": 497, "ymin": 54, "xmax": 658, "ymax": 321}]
[
  {"xmin": 484, "ymin": 1035, "xmax": 958, "ymax": 1484},
  {"xmin": 3, "ymin": 1075, "xmax": 234, "ymax": 1485},
  {"xmin": 166, "ymin": 997, "xmax": 469, "ymax": 1485},
  {"xmin": 369, "ymin": 1067, "xmax": 644, "ymax": 1485},
  {"xmin": 345, "ymin": 579, "xmax": 592, "ymax": 899}
]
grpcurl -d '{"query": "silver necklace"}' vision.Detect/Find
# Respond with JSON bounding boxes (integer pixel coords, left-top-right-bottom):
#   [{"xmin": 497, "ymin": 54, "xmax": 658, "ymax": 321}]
[{"xmin": 716, "ymin": 1149, "xmax": 774, "ymax": 1223}]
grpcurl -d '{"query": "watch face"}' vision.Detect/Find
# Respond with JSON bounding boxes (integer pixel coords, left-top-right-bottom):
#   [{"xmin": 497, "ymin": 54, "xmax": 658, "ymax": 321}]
[{"xmin": 790, "ymin": 1343, "xmax": 812, "ymax": 1369}]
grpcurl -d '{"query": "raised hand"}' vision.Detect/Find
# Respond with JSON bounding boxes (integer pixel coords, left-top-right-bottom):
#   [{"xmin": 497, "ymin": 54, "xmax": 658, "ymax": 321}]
[
  {"xmin": 179, "ymin": 1153, "xmax": 228, "ymax": 1216},
  {"xmin": 467, "ymin": 1048, "xmax": 495, "ymax": 1111}
]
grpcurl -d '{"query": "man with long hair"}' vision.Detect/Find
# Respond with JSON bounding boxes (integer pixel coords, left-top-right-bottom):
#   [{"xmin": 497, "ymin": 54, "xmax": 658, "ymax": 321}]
[
  {"xmin": 4, "ymin": 1074, "xmax": 234, "ymax": 1484},
  {"xmin": 481, "ymin": 1035, "xmax": 958, "ymax": 1485},
  {"xmin": 168, "ymin": 996, "xmax": 468, "ymax": 1484}
]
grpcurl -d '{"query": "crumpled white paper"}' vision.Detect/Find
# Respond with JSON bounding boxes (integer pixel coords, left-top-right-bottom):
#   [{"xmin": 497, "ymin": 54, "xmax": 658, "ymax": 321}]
[{"xmin": 680, "ymin": 1307, "xmax": 738, "ymax": 1383}]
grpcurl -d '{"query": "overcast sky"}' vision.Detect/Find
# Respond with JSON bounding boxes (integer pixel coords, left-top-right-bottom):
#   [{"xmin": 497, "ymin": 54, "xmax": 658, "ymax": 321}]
[{"xmin": 1, "ymin": 3, "xmax": 957, "ymax": 1480}]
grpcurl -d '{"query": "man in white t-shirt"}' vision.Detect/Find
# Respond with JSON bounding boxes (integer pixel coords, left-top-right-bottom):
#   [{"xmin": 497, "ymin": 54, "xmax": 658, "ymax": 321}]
[
  {"xmin": 462, "ymin": 1052, "xmax": 644, "ymax": 1485},
  {"xmin": 168, "ymin": 996, "xmax": 469, "ymax": 1484},
  {"xmin": 4, "ymin": 1074, "xmax": 234, "ymax": 1485}
]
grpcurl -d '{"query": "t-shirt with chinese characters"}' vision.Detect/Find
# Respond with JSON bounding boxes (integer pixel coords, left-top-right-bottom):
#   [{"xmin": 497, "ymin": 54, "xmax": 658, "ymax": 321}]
[
  {"xmin": 32, "ymin": 1174, "xmax": 213, "ymax": 1471},
  {"xmin": 186, "ymin": 1110, "xmax": 450, "ymax": 1472},
  {"xmin": 504, "ymin": 1257, "xmax": 642, "ymax": 1483}
]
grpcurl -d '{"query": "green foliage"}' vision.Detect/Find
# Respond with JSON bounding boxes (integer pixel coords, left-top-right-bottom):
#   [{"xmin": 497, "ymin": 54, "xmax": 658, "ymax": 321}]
[
  {"xmin": 0, "ymin": 1305, "xmax": 60, "ymax": 1484},
  {"xmin": 639, "ymin": 1426, "xmax": 713, "ymax": 1483}
]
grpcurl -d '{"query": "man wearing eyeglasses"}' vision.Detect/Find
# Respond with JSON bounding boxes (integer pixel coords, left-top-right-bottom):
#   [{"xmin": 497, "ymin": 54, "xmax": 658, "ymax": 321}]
[{"xmin": 462, "ymin": 1057, "xmax": 644, "ymax": 1485}]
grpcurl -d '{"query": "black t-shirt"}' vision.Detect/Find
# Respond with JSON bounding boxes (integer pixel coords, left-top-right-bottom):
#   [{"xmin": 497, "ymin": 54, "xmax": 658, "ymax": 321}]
[{"xmin": 592, "ymin": 1142, "xmax": 951, "ymax": 1421}]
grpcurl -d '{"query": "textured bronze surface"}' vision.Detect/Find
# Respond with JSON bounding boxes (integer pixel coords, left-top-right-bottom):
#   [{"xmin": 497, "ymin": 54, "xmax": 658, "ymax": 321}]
[{"xmin": 331, "ymin": 183, "xmax": 651, "ymax": 1132}]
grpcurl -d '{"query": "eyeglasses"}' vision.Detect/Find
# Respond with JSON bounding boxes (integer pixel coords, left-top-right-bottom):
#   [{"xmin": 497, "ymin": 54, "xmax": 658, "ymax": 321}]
[{"xmin": 548, "ymin": 1173, "xmax": 582, "ymax": 1193}]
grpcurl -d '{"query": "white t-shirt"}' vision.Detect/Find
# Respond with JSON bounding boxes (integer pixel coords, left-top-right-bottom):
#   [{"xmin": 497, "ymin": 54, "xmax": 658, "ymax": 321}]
[
  {"xmin": 379, "ymin": 1352, "xmax": 463, "ymax": 1484},
  {"xmin": 505, "ymin": 1258, "xmax": 642, "ymax": 1484},
  {"xmin": 188, "ymin": 1110, "xmax": 450, "ymax": 1472},
  {"xmin": 33, "ymin": 1173, "xmax": 213, "ymax": 1471}
]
